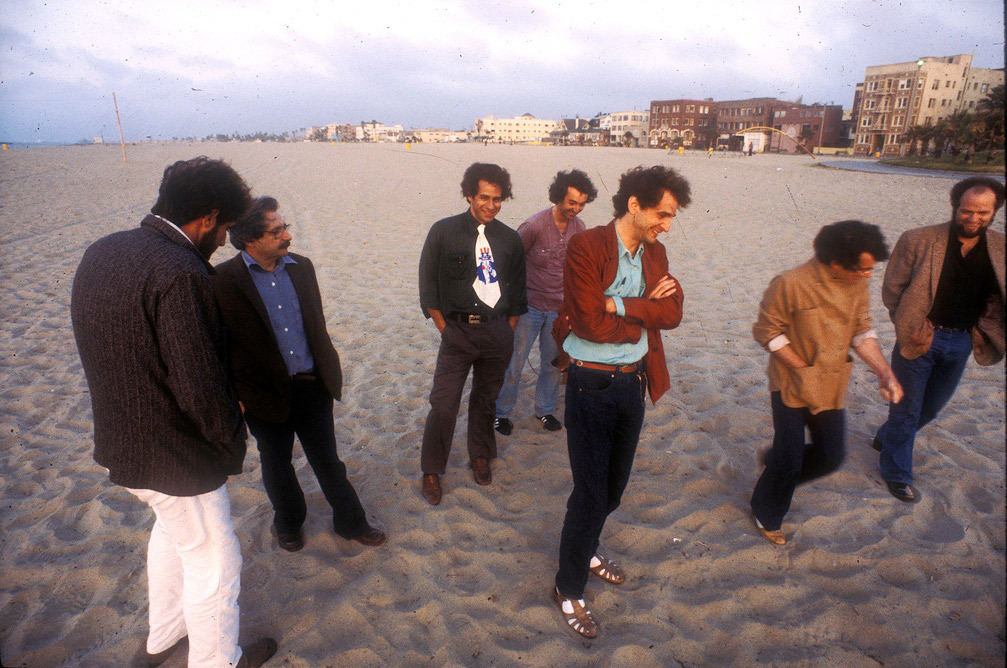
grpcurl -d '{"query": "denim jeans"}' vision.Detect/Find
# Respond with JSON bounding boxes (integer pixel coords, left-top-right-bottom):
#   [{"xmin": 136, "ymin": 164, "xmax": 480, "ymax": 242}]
[
  {"xmin": 126, "ymin": 485, "xmax": 243, "ymax": 668},
  {"xmin": 495, "ymin": 306, "xmax": 561, "ymax": 418},
  {"xmin": 245, "ymin": 378, "xmax": 367, "ymax": 538},
  {"xmin": 750, "ymin": 392, "xmax": 846, "ymax": 532},
  {"xmin": 556, "ymin": 364, "xmax": 646, "ymax": 599},
  {"xmin": 876, "ymin": 327, "xmax": 972, "ymax": 485}
]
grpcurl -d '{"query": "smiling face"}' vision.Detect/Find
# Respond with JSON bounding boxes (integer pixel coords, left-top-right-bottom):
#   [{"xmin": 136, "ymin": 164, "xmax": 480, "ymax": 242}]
[
  {"xmin": 954, "ymin": 186, "xmax": 997, "ymax": 239},
  {"xmin": 628, "ymin": 190, "xmax": 679, "ymax": 246},
  {"xmin": 244, "ymin": 210, "xmax": 292, "ymax": 266},
  {"xmin": 467, "ymin": 180, "xmax": 503, "ymax": 225},
  {"xmin": 554, "ymin": 187, "xmax": 590, "ymax": 223}
]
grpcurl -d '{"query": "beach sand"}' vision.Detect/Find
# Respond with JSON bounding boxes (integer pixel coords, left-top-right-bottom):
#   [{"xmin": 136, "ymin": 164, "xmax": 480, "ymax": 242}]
[{"xmin": 0, "ymin": 142, "xmax": 1003, "ymax": 667}]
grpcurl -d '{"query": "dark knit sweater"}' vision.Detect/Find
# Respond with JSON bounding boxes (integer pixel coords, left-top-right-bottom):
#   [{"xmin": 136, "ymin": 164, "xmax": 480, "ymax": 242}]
[{"xmin": 71, "ymin": 215, "xmax": 246, "ymax": 496}]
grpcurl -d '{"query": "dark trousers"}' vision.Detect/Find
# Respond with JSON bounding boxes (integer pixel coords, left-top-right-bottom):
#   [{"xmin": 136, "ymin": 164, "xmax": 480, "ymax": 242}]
[
  {"xmin": 421, "ymin": 318, "xmax": 514, "ymax": 475},
  {"xmin": 245, "ymin": 378, "xmax": 367, "ymax": 538},
  {"xmin": 751, "ymin": 392, "xmax": 845, "ymax": 532},
  {"xmin": 556, "ymin": 364, "xmax": 646, "ymax": 599}
]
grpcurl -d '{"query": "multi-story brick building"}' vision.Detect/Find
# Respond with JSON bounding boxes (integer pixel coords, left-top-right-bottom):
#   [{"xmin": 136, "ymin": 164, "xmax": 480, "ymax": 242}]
[
  {"xmin": 768, "ymin": 103, "xmax": 844, "ymax": 153},
  {"xmin": 853, "ymin": 54, "xmax": 1004, "ymax": 156},
  {"xmin": 648, "ymin": 99, "xmax": 717, "ymax": 148},
  {"xmin": 716, "ymin": 98, "xmax": 792, "ymax": 152}
]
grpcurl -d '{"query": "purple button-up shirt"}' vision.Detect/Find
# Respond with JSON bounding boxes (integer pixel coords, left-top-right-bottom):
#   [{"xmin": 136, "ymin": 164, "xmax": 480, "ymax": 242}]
[{"xmin": 518, "ymin": 207, "xmax": 586, "ymax": 312}]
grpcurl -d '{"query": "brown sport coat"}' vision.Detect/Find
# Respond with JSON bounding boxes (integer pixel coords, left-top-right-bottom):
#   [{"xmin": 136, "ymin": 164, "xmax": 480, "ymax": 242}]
[
  {"xmin": 213, "ymin": 252, "xmax": 343, "ymax": 423},
  {"xmin": 883, "ymin": 222, "xmax": 1005, "ymax": 365}
]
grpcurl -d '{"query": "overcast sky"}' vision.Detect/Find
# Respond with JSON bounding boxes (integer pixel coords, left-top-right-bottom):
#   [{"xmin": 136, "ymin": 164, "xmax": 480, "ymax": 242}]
[{"xmin": 1, "ymin": 0, "xmax": 1003, "ymax": 143}]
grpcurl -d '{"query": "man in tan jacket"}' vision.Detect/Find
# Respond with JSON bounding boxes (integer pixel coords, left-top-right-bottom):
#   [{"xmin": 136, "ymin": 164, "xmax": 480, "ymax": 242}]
[
  {"xmin": 751, "ymin": 220, "xmax": 903, "ymax": 545},
  {"xmin": 872, "ymin": 177, "xmax": 1005, "ymax": 503}
]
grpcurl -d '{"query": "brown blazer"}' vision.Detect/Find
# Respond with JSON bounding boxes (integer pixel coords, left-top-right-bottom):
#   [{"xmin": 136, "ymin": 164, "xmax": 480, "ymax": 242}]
[
  {"xmin": 552, "ymin": 220, "xmax": 684, "ymax": 403},
  {"xmin": 213, "ymin": 252, "xmax": 343, "ymax": 423},
  {"xmin": 883, "ymin": 222, "xmax": 1005, "ymax": 365}
]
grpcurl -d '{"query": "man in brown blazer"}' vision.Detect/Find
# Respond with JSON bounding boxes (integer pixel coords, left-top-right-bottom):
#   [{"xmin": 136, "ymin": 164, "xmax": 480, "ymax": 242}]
[
  {"xmin": 872, "ymin": 177, "xmax": 1005, "ymax": 503},
  {"xmin": 213, "ymin": 196, "xmax": 385, "ymax": 552}
]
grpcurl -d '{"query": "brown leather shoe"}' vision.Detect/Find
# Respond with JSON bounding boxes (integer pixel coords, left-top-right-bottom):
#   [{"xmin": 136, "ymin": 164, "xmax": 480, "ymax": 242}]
[
  {"xmin": 421, "ymin": 474, "xmax": 442, "ymax": 505},
  {"xmin": 350, "ymin": 525, "xmax": 387, "ymax": 546},
  {"xmin": 470, "ymin": 457, "xmax": 491, "ymax": 485},
  {"xmin": 235, "ymin": 637, "xmax": 277, "ymax": 667}
]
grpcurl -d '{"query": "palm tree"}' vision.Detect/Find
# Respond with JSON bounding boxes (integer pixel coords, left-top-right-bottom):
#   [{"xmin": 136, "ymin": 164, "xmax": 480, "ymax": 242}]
[{"xmin": 975, "ymin": 84, "xmax": 1005, "ymax": 150}]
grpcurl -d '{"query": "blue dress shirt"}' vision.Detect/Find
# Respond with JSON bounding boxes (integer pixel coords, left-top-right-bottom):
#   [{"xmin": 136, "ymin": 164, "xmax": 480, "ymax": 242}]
[{"xmin": 241, "ymin": 252, "xmax": 315, "ymax": 376}]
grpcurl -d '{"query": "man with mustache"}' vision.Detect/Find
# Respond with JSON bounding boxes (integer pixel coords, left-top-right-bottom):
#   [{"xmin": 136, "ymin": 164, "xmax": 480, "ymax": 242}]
[
  {"xmin": 494, "ymin": 169, "xmax": 597, "ymax": 436},
  {"xmin": 872, "ymin": 176, "xmax": 1005, "ymax": 502},
  {"xmin": 213, "ymin": 196, "xmax": 385, "ymax": 552},
  {"xmin": 71, "ymin": 157, "xmax": 276, "ymax": 667}
]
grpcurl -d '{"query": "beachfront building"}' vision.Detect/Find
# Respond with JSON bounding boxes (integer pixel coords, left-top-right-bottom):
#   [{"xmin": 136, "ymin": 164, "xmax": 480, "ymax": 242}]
[
  {"xmin": 601, "ymin": 110, "xmax": 650, "ymax": 147},
  {"xmin": 853, "ymin": 54, "xmax": 1005, "ymax": 156},
  {"xmin": 648, "ymin": 100, "xmax": 717, "ymax": 149},
  {"xmin": 405, "ymin": 128, "xmax": 468, "ymax": 143},
  {"xmin": 716, "ymin": 98, "xmax": 792, "ymax": 152},
  {"xmin": 326, "ymin": 123, "xmax": 356, "ymax": 142},
  {"xmin": 475, "ymin": 114, "xmax": 561, "ymax": 144},
  {"xmin": 767, "ymin": 103, "xmax": 843, "ymax": 153}
]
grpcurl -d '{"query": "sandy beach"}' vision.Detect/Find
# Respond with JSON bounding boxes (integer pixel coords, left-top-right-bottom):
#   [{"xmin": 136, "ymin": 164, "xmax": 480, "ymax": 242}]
[{"xmin": 0, "ymin": 142, "xmax": 1003, "ymax": 667}]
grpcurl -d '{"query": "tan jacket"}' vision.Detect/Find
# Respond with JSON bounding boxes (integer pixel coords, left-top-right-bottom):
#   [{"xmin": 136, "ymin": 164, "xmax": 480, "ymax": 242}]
[
  {"xmin": 883, "ymin": 222, "xmax": 1005, "ymax": 365},
  {"xmin": 753, "ymin": 259, "xmax": 873, "ymax": 414}
]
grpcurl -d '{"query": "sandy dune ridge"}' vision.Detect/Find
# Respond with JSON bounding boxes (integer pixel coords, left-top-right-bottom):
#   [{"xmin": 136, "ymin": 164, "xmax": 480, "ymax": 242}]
[{"xmin": 0, "ymin": 143, "xmax": 1003, "ymax": 666}]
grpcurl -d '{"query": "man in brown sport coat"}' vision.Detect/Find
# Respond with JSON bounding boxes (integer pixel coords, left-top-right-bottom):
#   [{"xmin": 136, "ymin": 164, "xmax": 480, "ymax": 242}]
[
  {"xmin": 213, "ymin": 196, "xmax": 385, "ymax": 552},
  {"xmin": 872, "ymin": 176, "xmax": 1005, "ymax": 503}
]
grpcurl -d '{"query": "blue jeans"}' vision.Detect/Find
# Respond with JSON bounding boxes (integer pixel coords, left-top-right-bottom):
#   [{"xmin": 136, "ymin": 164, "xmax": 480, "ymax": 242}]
[
  {"xmin": 495, "ymin": 306, "xmax": 561, "ymax": 418},
  {"xmin": 556, "ymin": 364, "xmax": 647, "ymax": 599},
  {"xmin": 876, "ymin": 327, "xmax": 972, "ymax": 485},
  {"xmin": 751, "ymin": 392, "xmax": 846, "ymax": 531}
]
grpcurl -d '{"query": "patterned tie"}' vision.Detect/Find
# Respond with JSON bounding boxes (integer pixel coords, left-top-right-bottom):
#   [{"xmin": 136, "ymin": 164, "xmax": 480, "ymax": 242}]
[{"xmin": 472, "ymin": 224, "xmax": 500, "ymax": 308}]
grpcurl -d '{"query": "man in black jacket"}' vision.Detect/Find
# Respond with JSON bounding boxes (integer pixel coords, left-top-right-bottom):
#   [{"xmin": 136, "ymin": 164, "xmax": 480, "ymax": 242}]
[
  {"xmin": 71, "ymin": 157, "xmax": 275, "ymax": 668},
  {"xmin": 213, "ymin": 196, "xmax": 385, "ymax": 552}
]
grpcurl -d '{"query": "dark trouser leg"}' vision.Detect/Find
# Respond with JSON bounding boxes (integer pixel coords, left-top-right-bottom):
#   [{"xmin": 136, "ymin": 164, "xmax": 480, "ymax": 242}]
[
  {"xmin": 421, "ymin": 322, "xmax": 476, "ymax": 475},
  {"xmin": 246, "ymin": 414, "xmax": 306, "ymax": 534},
  {"xmin": 556, "ymin": 366, "xmax": 646, "ymax": 599},
  {"xmin": 291, "ymin": 379, "xmax": 367, "ymax": 538},
  {"xmin": 468, "ymin": 318, "xmax": 514, "ymax": 461},
  {"xmin": 751, "ymin": 392, "xmax": 844, "ymax": 531}
]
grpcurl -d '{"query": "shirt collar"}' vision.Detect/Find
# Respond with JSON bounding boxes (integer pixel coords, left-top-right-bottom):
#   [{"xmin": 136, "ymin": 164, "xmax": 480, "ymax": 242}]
[
  {"xmin": 150, "ymin": 213, "xmax": 195, "ymax": 247},
  {"xmin": 616, "ymin": 228, "xmax": 643, "ymax": 263},
  {"xmin": 241, "ymin": 251, "xmax": 297, "ymax": 271},
  {"xmin": 464, "ymin": 209, "xmax": 495, "ymax": 230}
]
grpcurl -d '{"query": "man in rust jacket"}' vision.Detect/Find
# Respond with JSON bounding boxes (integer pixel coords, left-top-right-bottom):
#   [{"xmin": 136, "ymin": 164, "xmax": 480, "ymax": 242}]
[{"xmin": 549, "ymin": 165, "xmax": 689, "ymax": 639}]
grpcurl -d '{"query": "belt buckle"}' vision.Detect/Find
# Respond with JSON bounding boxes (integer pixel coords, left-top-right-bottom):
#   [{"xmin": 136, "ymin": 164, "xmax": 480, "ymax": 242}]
[{"xmin": 468, "ymin": 314, "xmax": 481, "ymax": 324}]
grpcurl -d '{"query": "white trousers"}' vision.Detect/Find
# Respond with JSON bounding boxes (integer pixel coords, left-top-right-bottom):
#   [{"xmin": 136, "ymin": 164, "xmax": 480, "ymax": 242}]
[{"xmin": 126, "ymin": 484, "xmax": 243, "ymax": 668}]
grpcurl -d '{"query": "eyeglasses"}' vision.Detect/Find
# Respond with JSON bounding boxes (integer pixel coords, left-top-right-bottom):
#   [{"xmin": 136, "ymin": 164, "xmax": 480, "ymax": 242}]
[
  {"xmin": 845, "ymin": 265, "xmax": 873, "ymax": 276},
  {"xmin": 267, "ymin": 223, "xmax": 291, "ymax": 239}
]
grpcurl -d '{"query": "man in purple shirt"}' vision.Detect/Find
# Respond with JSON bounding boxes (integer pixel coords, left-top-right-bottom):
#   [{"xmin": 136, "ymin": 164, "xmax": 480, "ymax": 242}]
[{"xmin": 495, "ymin": 170, "xmax": 598, "ymax": 435}]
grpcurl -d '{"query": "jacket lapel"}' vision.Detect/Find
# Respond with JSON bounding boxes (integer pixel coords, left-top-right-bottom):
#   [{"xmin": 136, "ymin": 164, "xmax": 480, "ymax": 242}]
[
  {"xmin": 226, "ymin": 256, "xmax": 272, "ymax": 328},
  {"xmin": 929, "ymin": 223, "xmax": 951, "ymax": 301}
]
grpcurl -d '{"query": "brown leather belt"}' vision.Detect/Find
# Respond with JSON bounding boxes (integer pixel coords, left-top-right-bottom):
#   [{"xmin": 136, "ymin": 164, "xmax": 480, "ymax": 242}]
[
  {"xmin": 447, "ymin": 312, "xmax": 502, "ymax": 324},
  {"xmin": 291, "ymin": 372, "xmax": 319, "ymax": 382},
  {"xmin": 571, "ymin": 359, "xmax": 640, "ymax": 373}
]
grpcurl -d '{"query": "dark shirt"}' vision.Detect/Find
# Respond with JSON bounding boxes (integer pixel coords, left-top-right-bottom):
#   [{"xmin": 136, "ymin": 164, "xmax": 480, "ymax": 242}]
[
  {"xmin": 241, "ymin": 252, "xmax": 315, "ymax": 376},
  {"xmin": 418, "ymin": 209, "xmax": 527, "ymax": 318},
  {"xmin": 928, "ymin": 227, "xmax": 997, "ymax": 329}
]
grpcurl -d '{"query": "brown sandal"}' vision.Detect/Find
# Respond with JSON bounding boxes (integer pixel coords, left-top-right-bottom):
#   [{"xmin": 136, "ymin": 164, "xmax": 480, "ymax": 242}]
[
  {"xmin": 589, "ymin": 554, "xmax": 625, "ymax": 584},
  {"xmin": 553, "ymin": 587, "xmax": 598, "ymax": 639}
]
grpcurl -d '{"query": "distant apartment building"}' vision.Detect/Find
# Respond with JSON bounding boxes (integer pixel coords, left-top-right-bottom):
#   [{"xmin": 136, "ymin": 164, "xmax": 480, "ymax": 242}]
[
  {"xmin": 853, "ymin": 54, "xmax": 1005, "ymax": 156},
  {"xmin": 357, "ymin": 121, "xmax": 404, "ymax": 142},
  {"xmin": 716, "ymin": 98, "xmax": 792, "ymax": 152},
  {"xmin": 648, "ymin": 100, "xmax": 717, "ymax": 148},
  {"xmin": 406, "ymin": 128, "xmax": 468, "ymax": 143},
  {"xmin": 475, "ymin": 114, "xmax": 560, "ymax": 143},
  {"xmin": 602, "ymin": 110, "xmax": 649, "ymax": 146},
  {"xmin": 326, "ymin": 123, "xmax": 356, "ymax": 141},
  {"xmin": 768, "ymin": 103, "xmax": 843, "ymax": 153}
]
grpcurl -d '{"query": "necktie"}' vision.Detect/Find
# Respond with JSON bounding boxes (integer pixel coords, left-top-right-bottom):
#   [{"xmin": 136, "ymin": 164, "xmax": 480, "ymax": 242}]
[{"xmin": 473, "ymin": 224, "xmax": 500, "ymax": 308}]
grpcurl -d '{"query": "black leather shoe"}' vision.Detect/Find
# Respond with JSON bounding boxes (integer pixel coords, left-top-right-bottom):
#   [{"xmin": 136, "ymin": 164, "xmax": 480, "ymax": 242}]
[
  {"xmin": 235, "ymin": 637, "xmax": 277, "ymax": 668},
  {"xmin": 871, "ymin": 436, "xmax": 882, "ymax": 452},
  {"xmin": 537, "ymin": 414, "xmax": 562, "ymax": 431},
  {"xmin": 146, "ymin": 636, "xmax": 187, "ymax": 666},
  {"xmin": 277, "ymin": 530, "xmax": 304, "ymax": 552},
  {"xmin": 494, "ymin": 417, "xmax": 513, "ymax": 435},
  {"xmin": 886, "ymin": 481, "xmax": 919, "ymax": 503},
  {"xmin": 350, "ymin": 525, "xmax": 387, "ymax": 546}
]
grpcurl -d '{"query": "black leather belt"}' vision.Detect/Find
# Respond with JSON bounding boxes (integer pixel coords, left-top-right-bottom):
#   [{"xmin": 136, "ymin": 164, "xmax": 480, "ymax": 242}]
[
  {"xmin": 291, "ymin": 372, "xmax": 318, "ymax": 382},
  {"xmin": 447, "ymin": 312, "xmax": 502, "ymax": 324}
]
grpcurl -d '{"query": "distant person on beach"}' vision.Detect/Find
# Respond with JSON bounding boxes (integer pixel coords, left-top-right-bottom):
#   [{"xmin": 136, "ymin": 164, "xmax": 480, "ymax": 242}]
[
  {"xmin": 751, "ymin": 221, "xmax": 903, "ymax": 546},
  {"xmin": 212, "ymin": 196, "xmax": 386, "ymax": 552},
  {"xmin": 417, "ymin": 163, "xmax": 527, "ymax": 504},
  {"xmin": 871, "ymin": 177, "xmax": 1005, "ymax": 503},
  {"xmin": 550, "ymin": 165, "xmax": 689, "ymax": 638},
  {"xmin": 70, "ymin": 157, "xmax": 276, "ymax": 668},
  {"xmin": 494, "ymin": 169, "xmax": 597, "ymax": 437}
]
